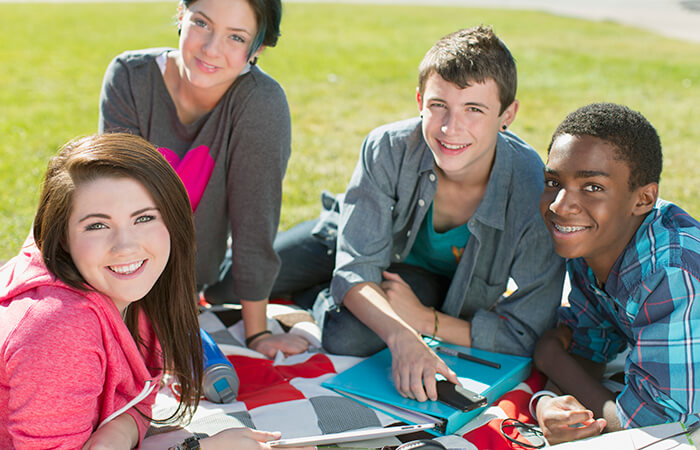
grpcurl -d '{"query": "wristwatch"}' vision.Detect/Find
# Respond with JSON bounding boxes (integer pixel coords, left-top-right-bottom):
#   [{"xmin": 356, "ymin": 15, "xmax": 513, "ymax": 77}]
[
  {"xmin": 182, "ymin": 436, "xmax": 201, "ymax": 450},
  {"xmin": 169, "ymin": 435, "xmax": 202, "ymax": 450}
]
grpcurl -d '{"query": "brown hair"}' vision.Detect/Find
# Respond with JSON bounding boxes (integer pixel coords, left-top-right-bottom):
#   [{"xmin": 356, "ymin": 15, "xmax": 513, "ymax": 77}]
[
  {"xmin": 418, "ymin": 25, "xmax": 517, "ymax": 115},
  {"xmin": 33, "ymin": 133, "xmax": 203, "ymax": 424}
]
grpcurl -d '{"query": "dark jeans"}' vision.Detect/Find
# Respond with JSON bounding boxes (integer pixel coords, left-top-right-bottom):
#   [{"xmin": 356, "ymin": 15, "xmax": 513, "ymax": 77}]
[
  {"xmin": 319, "ymin": 263, "xmax": 450, "ymax": 357},
  {"xmin": 203, "ymin": 219, "xmax": 335, "ymax": 309},
  {"xmin": 204, "ymin": 218, "xmax": 451, "ymax": 357}
]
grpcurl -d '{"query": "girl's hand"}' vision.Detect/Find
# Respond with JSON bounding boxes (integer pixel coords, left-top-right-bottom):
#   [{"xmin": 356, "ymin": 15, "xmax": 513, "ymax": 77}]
[
  {"xmin": 248, "ymin": 333, "xmax": 310, "ymax": 358},
  {"xmin": 201, "ymin": 428, "xmax": 315, "ymax": 450}
]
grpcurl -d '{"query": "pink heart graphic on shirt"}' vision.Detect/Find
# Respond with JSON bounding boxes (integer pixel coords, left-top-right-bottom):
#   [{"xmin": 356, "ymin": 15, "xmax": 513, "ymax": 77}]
[{"xmin": 157, "ymin": 145, "xmax": 215, "ymax": 212}]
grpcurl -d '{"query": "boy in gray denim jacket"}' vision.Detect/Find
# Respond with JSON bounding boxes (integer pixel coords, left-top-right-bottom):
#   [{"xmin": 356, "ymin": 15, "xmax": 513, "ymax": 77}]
[{"xmin": 214, "ymin": 26, "xmax": 565, "ymax": 402}]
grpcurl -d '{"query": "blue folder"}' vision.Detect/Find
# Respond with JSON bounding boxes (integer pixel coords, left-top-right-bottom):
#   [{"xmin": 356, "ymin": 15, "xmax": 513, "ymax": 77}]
[{"xmin": 322, "ymin": 340, "xmax": 531, "ymax": 435}]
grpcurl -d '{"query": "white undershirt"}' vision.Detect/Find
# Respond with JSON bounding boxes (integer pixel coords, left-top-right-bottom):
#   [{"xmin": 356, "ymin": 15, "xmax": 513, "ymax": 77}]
[{"xmin": 156, "ymin": 50, "xmax": 252, "ymax": 77}]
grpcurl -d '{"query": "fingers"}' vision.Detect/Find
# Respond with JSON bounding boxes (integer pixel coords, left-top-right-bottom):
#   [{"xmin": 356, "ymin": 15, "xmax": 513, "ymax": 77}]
[
  {"xmin": 422, "ymin": 369, "xmax": 439, "ymax": 401},
  {"xmin": 438, "ymin": 362, "xmax": 459, "ymax": 386},
  {"xmin": 251, "ymin": 339, "xmax": 279, "ymax": 359},
  {"xmin": 392, "ymin": 343, "xmax": 446, "ymax": 402},
  {"xmin": 545, "ymin": 419, "xmax": 604, "ymax": 444},
  {"xmin": 411, "ymin": 366, "xmax": 431, "ymax": 402},
  {"xmin": 249, "ymin": 429, "xmax": 315, "ymax": 450},
  {"xmin": 248, "ymin": 429, "xmax": 282, "ymax": 442},
  {"xmin": 424, "ymin": 356, "xmax": 456, "ymax": 401},
  {"xmin": 393, "ymin": 353, "xmax": 427, "ymax": 401},
  {"xmin": 596, "ymin": 417, "xmax": 607, "ymax": 430},
  {"xmin": 559, "ymin": 409, "xmax": 594, "ymax": 425},
  {"xmin": 381, "ymin": 271, "xmax": 410, "ymax": 295},
  {"xmin": 279, "ymin": 334, "xmax": 310, "ymax": 355},
  {"xmin": 538, "ymin": 396, "xmax": 605, "ymax": 445},
  {"xmin": 393, "ymin": 358, "xmax": 412, "ymax": 400},
  {"xmin": 249, "ymin": 334, "xmax": 310, "ymax": 358},
  {"xmin": 382, "ymin": 271, "xmax": 407, "ymax": 284}
]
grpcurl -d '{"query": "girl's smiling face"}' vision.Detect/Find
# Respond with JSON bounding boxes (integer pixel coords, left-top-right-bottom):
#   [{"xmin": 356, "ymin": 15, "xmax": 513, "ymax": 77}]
[
  {"xmin": 67, "ymin": 176, "xmax": 171, "ymax": 313},
  {"xmin": 177, "ymin": 0, "xmax": 261, "ymax": 94}
]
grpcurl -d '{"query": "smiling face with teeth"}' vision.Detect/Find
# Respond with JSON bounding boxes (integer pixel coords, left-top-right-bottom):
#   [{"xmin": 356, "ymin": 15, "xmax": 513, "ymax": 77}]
[
  {"xmin": 67, "ymin": 176, "xmax": 171, "ymax": 314},
  {"xmin": 176, "ymin": 0, "xmax": 262, "ymax": 98},
  {"xmin": 417, "ymin": 73, "xmax": 517, "ymax": 181},
  {"xmin": 539, "ymin": 134, "xmax": 655, "ymax": 282}
]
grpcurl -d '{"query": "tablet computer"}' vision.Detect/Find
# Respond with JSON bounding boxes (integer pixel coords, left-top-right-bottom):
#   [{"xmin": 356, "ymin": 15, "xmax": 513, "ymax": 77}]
[{"xmin": 268, "ymin": 423, "xmax": 437, "ymax": 447}]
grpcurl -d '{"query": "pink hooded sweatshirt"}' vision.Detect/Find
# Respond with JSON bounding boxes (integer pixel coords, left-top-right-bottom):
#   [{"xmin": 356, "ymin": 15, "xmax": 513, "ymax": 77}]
[{"xmin": 0, "ymin": 238, "xmax": 163, "ymax": 449}]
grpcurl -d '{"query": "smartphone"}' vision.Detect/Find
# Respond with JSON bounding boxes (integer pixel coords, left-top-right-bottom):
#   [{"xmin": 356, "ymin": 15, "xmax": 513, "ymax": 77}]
[{"xmin": 435, "ymin": 380, "xmax": 487, "ymax": 412}]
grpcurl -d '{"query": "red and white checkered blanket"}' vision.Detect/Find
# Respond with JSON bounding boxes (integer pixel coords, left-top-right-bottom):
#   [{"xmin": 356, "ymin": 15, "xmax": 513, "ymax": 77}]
[{"xmin": 142, "ymin": 307, "xmax": 546, "ymax": 449}]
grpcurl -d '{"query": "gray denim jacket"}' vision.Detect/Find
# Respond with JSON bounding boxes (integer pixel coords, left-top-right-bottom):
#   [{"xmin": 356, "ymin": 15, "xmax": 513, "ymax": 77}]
[{"xmin": 326, "ymin": 117, "xmax": 565, "ymax": 356}]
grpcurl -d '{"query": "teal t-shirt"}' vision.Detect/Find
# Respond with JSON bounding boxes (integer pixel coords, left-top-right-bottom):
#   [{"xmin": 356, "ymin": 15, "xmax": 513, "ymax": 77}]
[{"xmin": 403, "ymin": 203, "xmax": 471, "ymax": 278}]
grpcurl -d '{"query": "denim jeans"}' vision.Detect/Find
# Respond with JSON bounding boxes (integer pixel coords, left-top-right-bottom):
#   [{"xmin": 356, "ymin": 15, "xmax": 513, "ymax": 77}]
[
  {"xmin": 203, "ymin": 219, "xmax": 335, "ymax": 309},
  {"xmin": 206, "ymin": 218, "xmax": 451, "ymax": 357},
  {"xmin": 319, "ymin": 263, "xmax": 450, "ymax": 357}
]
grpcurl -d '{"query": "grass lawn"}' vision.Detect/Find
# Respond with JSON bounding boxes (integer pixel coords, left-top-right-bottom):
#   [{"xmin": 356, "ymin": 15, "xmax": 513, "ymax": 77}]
[{"xmin": 1, "ymin": 2, "xmax": 699, "ymax": 260}]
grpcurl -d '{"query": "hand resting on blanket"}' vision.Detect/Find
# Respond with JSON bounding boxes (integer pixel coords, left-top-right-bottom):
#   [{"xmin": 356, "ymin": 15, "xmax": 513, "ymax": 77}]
[
  {"xmin": 242, "ymin": 299, "xmax": 310, "ymax": 358},
  {"xmin": 248, "ymin": 333, "xmax": 310, "ymax": 359}
]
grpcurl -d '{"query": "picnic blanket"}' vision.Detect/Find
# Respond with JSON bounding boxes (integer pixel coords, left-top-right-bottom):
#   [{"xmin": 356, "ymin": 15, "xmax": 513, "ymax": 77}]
[{"xmin": 142, "ymin": 305, "xmax": 546, "ymax": 449}]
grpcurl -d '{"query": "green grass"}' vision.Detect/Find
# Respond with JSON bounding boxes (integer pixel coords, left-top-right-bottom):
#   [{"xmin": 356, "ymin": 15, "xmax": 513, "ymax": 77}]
[{"xmin": 1, "ymin": 3, "xmax": 699, "ymax": 260}]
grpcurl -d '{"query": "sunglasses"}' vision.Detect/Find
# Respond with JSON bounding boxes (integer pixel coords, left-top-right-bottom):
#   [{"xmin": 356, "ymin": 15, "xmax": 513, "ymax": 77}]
[{"xmin": 500, "ymin": 418, "xmax": 547, "ymax": 448}]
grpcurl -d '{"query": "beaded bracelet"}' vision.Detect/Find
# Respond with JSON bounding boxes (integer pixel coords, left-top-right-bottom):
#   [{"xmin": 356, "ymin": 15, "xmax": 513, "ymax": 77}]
[{"xmin": 245, "ymin": 330, "xmax": 272, "ymax": 347}]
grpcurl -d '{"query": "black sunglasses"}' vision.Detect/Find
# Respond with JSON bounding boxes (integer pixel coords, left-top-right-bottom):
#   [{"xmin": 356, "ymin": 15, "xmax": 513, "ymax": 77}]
[{"xmin": 500, "ymin": 418, "xmax": 547, "ymax": 448}]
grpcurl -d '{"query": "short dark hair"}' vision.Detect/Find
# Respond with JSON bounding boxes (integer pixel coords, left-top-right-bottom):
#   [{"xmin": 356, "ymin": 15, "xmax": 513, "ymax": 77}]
[
  {"xmin": 548, "ymin": 103, "xmax": 662, "ymax": 189},
  {"xmin": 418, "ymin": 25, "xmax": 517, "ymax": 114},
  {"xmin": 181, "ymin": 0, "xmax": 282, "ymax": 56}
]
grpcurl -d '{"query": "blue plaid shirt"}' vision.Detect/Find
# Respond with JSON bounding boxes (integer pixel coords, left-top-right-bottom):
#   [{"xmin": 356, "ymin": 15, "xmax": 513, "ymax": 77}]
[{"xmin": 559, "ymin": 200, "xmax": 700, "ymax": 428}]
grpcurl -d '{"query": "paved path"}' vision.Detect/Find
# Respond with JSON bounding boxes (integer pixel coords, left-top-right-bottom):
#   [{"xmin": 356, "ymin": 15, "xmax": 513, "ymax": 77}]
[
  {"xmin": 7, "ymin": 0, "xmax": 700, "ymax": 43},
  {"xmin": 287, "ymin": 0, "xmax": 700, "ymax": 44}
]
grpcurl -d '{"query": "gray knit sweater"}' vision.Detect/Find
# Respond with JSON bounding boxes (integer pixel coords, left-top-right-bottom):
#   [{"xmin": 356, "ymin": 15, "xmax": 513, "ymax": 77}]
[{"xmin": 99, "ymin": 48, "xmax": 291, "ymax": 300}]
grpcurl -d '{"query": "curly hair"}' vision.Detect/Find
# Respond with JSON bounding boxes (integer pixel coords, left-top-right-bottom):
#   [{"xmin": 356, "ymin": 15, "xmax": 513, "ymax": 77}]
[
  {"xmin": 418, "ymin": 25, "xmax": 517, "ymax": 114},
  {"xmin": 548, "ymin": 103, "xmax": 662, "ymax": 189}
]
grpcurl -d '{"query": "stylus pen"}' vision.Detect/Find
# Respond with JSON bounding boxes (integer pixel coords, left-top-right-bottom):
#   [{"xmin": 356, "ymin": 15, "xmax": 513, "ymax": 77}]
[{"xmin": 435, "ymin": 346, "xmax": 501, "ymax": 369}]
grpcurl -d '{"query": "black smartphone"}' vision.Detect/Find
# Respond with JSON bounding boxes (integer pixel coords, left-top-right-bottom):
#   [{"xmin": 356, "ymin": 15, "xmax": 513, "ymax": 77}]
[{"xmin": 435, "ymin": 380, "xmax": 487, "ymax": 412}]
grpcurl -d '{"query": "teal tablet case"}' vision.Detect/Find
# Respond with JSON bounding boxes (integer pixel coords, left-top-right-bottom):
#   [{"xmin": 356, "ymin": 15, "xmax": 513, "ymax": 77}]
[{"xmin": 322, "ymin": 341, "xmax": 531, "ymax": 435}]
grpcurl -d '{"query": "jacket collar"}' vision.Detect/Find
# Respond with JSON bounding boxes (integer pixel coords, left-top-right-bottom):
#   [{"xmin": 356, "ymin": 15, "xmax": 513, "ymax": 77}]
[
  {"xmin": 472, "ymin": 133, "xmax": 512, "ymax": 231},
  {"xmin": 418, "ymin": 132, "xmax": 512, "ymax": 231}
]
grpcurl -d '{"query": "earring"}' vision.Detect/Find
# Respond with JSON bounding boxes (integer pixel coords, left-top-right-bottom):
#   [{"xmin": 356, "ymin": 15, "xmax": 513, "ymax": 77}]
[
  {"xmin": 250, "ymin": 56, "xmax": 258, "ymax": 66},
  {"xmin": 502, "ymin": 124, "xmax": 507, "ymax": 130},
  {"xmin": 420, "ymin": 114, "xmax": 423, "ymax": 119}
]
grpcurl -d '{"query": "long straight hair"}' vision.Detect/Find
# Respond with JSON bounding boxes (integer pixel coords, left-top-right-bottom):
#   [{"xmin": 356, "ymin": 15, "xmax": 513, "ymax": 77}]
[{"xmin": 33, "ymin": 133, "xmax": 203, "ymax": 423}]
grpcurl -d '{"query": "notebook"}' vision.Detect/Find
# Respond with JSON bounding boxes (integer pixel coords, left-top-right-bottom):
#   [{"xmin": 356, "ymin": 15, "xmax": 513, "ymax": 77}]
[{"xmin": 322, "ymin": 340, "xmax": 531, "ymax": 435}]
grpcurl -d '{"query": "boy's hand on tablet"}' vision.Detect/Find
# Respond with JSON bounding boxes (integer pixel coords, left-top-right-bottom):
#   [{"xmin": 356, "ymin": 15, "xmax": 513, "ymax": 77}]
[{"xmin": 388, "ymin": 329, "xmax": 458, "ymax": 402}]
